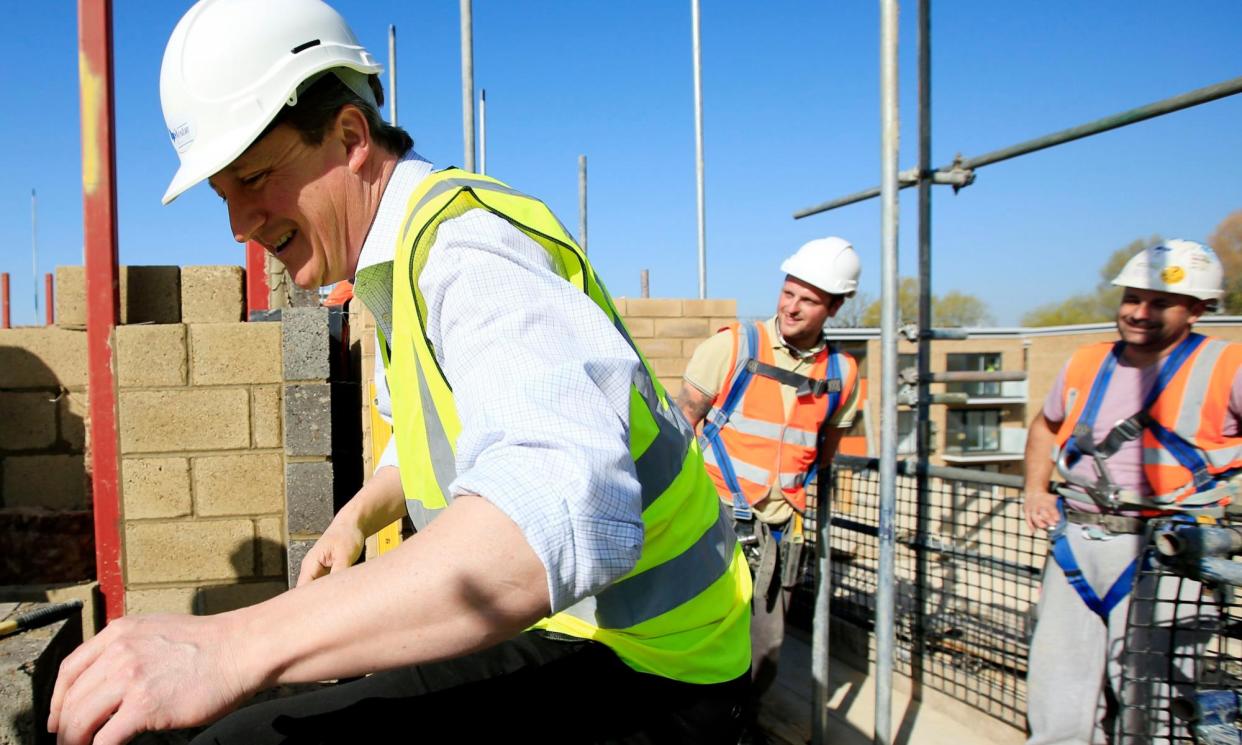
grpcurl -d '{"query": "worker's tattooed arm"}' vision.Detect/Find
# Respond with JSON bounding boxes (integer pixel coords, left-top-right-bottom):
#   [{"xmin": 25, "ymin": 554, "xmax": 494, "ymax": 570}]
[{"xmin": 675, "ymin": 384, "xmax": 714, "ymax": 430}]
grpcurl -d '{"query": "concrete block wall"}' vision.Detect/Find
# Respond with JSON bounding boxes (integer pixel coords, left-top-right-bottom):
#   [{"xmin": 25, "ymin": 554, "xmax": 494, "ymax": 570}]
[
  {"xmin": 616, "ymin": 298, "xmax": 738, "ymax": 397},
  {"xmin": 116, "ymin": 315, "xmax": 289, "ymax": 616}
]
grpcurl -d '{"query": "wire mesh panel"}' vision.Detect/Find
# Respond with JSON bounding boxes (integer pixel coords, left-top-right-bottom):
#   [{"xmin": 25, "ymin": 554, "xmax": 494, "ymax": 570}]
[
  {"xmin": 1118, "ymin": 519, "xmax": 1242, "ymax": 745},
  {"xmin": 802, "ymin": 457, "xmax": 1043, "ymax": 729}
]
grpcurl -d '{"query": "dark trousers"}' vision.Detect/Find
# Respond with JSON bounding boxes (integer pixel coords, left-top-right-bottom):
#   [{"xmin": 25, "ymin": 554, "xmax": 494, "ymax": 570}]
[{"xmin": 193, "ymin": 631, "xmax": 748, "ymax": 745}]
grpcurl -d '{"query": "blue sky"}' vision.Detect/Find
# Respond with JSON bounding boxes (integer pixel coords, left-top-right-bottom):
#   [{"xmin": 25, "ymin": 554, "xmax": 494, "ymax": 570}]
[{"xmin": 2, "ymin": 2, "xmax": 1239, "ymax": 327}]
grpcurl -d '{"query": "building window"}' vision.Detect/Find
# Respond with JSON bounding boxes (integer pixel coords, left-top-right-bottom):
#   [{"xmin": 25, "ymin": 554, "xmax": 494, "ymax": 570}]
[
  {"xmin": 947, "ymin": 409, "xmax": 1001, "ymax": 452},
  {"xmin": 946, "ymin": 352, "xmax": 1001, "ymax": 398}
]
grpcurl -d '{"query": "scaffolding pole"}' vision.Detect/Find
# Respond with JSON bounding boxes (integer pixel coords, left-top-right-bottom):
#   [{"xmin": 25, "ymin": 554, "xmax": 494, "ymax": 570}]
[
  {"xmin": 794, "ymin": 74, "xmax": 1242, "ymax": 219},
  {"xmin": 480, "ymin": 89, "xmax": 488, "ymax": 175},
  {"xmin": 459, "ymin": 0, "xmax": 476, "ymax": 172},
  {"xmin": 874, "ymin": 0, "xmax": 900, "ymax": 742},
  {"xmin": 578, "ymin": 155, "xmax": 588, "ymax": 253},
  {"xmin": 388, "ymin": 25, "xmax": 398, "ymax": 126},
  {"xmin": 691, "ymin": 0, "xmax": 706, "ymax": 298}
]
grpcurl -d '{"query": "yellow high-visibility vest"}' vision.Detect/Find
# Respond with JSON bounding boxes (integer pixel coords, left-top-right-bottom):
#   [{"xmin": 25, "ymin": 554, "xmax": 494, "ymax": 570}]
[{"xmin": 379, "ymin": 168, "xmax": 750, "ymax": 684}]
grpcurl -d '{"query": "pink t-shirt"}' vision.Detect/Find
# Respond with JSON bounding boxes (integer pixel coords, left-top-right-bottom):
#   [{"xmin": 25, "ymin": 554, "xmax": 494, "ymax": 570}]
[{"xmin": 1044, "ymin": 351, "xmax": 1242, "ymax": 505}]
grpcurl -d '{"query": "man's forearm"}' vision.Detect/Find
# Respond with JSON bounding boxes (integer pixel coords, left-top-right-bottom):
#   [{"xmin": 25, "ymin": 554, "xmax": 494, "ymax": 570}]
[
  {"xmin": 338, "ymin": 465, "xmax": 407, "ymax": 538},
  {"xmin": 231, "ymin": 494, "xmax": 552, "ymax": 688},
  {"xmin": 1023, "ymin": 414, "xmax": 1058, "ymax": 494}
]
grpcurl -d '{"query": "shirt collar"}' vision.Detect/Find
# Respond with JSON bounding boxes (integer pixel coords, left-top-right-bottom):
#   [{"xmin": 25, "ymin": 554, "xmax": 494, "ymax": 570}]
[
  {"xmin": 355, "ymin": 149, "xmax": 434, "ymax": 276},
  {"xmin": 766, "ymin": 316, "xmax": 826, "ymax": 359}
]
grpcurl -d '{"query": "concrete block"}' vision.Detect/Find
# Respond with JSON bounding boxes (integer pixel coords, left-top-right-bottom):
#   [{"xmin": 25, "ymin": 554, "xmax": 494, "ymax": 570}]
[
  {"xmin": 60, "ymin": 390, "xmax": 88, "ymax": 451},
  {"xmin": 285, "ymin": 461, "xmax": 334, "ymax": 534},
  {"xmin": 611, "ymin": 297, "xmax": 627, "ymax": 315},
  {"xmin": 190, "ymin": 323, "xmax": 281, "ymax": 386},
  {"xmin": 255, "ymin": 517, "xmax": 286, "ymax": 577},
  {"xmin": 624, "ymin": 298, "xmax": 682, "ymax": 318},
  {"xmin": 0, "ymin": 392, "xmax": 58, "ymax": 451},
  {"xmin": 193, "ymin": 453, "xmax": 283, "ymax": 516},
  {"xmin": 2, "ymin": 455, "xmax": 87, "ymax": 509},
  {"xmin": 251, "ymin": 386, "xmax": 282, "ymax": 449},
  {"xmin": 708, "ymin": 317, "xmax": 738, "ymax": 331},
  {"xmin": 125, "ymin": 266, "xmax": 183, "ymax": 324},
  {"xmin": 125, "ymin": 519, "xmax": 255, "ymax": 584},
  {"xmin": 623, "ymin": 318, "xmax": 654, "ymax": 337},
  {"xmin": 0, "ymin": 328, "xmax": 88, "ymax": 388},
  {"xmin": 283, "ymin": 384, "xmax": 332, "ymax": 456},
  {"xmin": 116, "ymin": 324, "xmax": 187, "ymax": 387},
  {"xmin": 659, "ymin": 377, "xmax": 683, "ymax": 397},
  {"xmin": 286, "ymin": 539, "xmax": 316, "ymax": 589},
  {"xmin": 682, "ymin": 299, "xmax": 737, "ymax": 318},
  {"xmin": 0, "ymin": 510, "xmax": 95, "ymax": 585},
  {"xmin": 282, "ymin": 307, "xmax": 331, "ymax": 382},
  {"xmin": 54, "ymin": 265, "xmax": 182, "ymax": 327},
  {"xmin": 634, "ymin": 338, "xmax": 683, "ymax": 359},
  {"xmin": 125, "ymin": 587, "xmax": 197, "ymax": 616},
  {"xmin": 653, "ymin": 318, "xmax": 710, "ymax": 339},
  {"xmin": 0, "ymin": 602, "xmax": 81, "ymax": 745},
  {"xmin": 196, "ymin": 581, "xmax": 285, "ymax": 615},
  {"xmin": 119, "ymin": 388, "xmax": 250, "ymax": 454},
  {"xmin": 650, "ymin": 358, "xmax": 688, "ymax": 378},
  {"xmin": 122, "ymin": 457, "xmax": 192, "ymax": 519},
  {"xmin": 181, "ymin": 265, "xmax": 244, "ymax": 324}
]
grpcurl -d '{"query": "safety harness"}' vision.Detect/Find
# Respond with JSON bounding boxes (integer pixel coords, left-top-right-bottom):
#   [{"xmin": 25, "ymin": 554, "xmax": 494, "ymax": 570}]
[
  {"xmin": 1050, "ymin": 333, "xmax": 1219, "ymax": 621},
  {"xmin": 700, "ymin": 322, "xmax": 845, "ymax": 520}
]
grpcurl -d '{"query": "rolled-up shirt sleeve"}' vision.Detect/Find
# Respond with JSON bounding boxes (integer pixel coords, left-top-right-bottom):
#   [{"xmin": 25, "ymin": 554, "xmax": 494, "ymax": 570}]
[{"xmin": 417, "ymin": 208, "xmax": 645, "ymax": 613}]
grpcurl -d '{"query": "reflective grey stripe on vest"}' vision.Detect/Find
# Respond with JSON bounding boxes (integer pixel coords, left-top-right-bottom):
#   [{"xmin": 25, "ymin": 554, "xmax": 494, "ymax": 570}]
[
  {"xmin": 594, "ymin": 504, "xmax": 737, "ymax": 629},
  {"xmin": 706, "ymin": 408, "xmax": 819, "ymax": 448},
  {"xmin": 1173, "ymin": 338, "xmax": 1227, "ymax": 441},
  {"xmin": 403, "ymin": 353, "xmax": 457, "ymax": 530},
  {"xmin": 401, "ymin": 174, "xmax": 530, "ymax": 244},
  {"xmin": 702, "ymin": 443, "xmax": 772, "ymax": 487}
]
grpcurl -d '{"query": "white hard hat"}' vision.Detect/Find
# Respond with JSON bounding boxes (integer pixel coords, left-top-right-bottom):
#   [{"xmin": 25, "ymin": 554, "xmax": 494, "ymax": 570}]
[
  {"xmin": 1110, "ymin": 239, "xmax": 1224, "ymax": 303},
  {"xmin": 780, "ymin": 237, "xmax": 861, "ymax": 296},
  {"xmin": 159, "ymin": 0, "xmax": 383, "ymax": 204}
]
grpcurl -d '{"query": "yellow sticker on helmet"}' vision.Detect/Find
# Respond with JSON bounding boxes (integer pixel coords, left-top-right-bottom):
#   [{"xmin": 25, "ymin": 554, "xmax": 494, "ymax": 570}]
[{"xmin": 1161, "ymin": 266, "xmax": 1186, "ymax": 284}]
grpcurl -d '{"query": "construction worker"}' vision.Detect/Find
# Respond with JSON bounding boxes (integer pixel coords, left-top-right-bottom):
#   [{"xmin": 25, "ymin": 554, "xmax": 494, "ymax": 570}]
[
  {"xmin": 1023, "ymin": 239, "xmax": 1242, "ymax": 744},
  {"xmin": 676, "ymin": 237, "xmax": 861, "ymax": 714},
  {"xmin": 48, "ymin": 1, "xmax": 750, "ymax": 742}
]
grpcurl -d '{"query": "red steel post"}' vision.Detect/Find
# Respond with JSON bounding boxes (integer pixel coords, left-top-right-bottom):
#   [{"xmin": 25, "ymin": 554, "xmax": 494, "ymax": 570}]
[
  {"xmin": 1, "ymin": 273, "xmax": 10, "ymax": 329},
  {"xmin": 45, "ymin": 273, "xmax": 55, "ymax": 326},
  {"xmin": 245, "ymin": 241, "xmax": 271, "ymax": 315},
  {"xmin": 79, "ymin": 0, "xmax": 124, "ymax": 621}
]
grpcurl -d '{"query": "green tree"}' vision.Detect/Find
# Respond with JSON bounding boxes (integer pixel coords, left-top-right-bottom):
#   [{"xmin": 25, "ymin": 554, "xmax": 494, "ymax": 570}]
[
  {"xmin": 1021, "ymin": 236, "xmax": 1160, "ymax": 326},
  {"xmin": 1209, "ymin": 209, "xmax": 1242, "ymax": 313},
  {"xmin": 857, "ymin": 277, "xmax": 993, "ymax": 327}
]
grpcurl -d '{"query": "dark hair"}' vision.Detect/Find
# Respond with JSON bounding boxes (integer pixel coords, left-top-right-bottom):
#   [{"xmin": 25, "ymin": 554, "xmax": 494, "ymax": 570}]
[{"xmin": 260, "ymin": 72, "xmax": 413, "ymax": 156}]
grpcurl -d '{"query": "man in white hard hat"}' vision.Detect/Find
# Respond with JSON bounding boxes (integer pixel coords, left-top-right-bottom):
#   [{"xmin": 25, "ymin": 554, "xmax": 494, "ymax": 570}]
[
  {"xmin": 48, "ymin": 1, "xmax": 751, "ymax": 742},
  {"xmin": 1023, "ymin": 239, "xmax": 1242, "ymax": 743},
  {"xmin": 677, "ymin": 237, "xmax": 862, "ymax": 728}
]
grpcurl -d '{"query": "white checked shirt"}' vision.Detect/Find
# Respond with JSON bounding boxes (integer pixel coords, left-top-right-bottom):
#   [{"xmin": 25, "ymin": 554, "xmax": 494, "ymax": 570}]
[{"xmin": 353, "ymin": 152, "xmax": 645, "ymax": 613}]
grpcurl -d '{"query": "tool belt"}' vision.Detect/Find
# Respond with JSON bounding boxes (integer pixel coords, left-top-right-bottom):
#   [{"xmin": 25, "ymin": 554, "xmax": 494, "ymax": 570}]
[{"xmin": 1064, "ymin": 510, "xmax": 1147, "ymax": 535}]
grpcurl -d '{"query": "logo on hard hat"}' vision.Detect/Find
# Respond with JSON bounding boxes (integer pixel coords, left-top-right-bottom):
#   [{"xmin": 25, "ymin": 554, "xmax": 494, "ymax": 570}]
[
  {"xmin": 168, "ymin": 122, "xmax": 195, "ymax": 154},
  {"xmin": 1161, "ymin": 266, "xmax": 1186, "ymax": 284}
]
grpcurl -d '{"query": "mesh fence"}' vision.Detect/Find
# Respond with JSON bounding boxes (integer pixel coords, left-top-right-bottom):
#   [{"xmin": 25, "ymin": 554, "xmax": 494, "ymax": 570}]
[
  {"xmin": 797, "ymin": 456, "xmax": 1043, "ymax": 730},
  {"xmin": 1117, "ymin": 519, "xmax": 1242, "ymax": 745}
]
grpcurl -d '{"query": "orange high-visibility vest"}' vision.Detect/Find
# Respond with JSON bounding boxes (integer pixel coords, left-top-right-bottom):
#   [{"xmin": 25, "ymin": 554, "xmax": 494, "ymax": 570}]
[
  {"xmin": 700, "ymin": 321, "xmax": 857, "ymax": 514},
  {"xmin": 1054, "ymin": 334, "xmax": 1242, "ymax": 502}
]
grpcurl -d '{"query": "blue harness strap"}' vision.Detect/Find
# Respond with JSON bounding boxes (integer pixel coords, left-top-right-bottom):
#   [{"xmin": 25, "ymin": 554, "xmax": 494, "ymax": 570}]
[
  {"xmin": 701, "ymin": 323, "xmax": 761, "ymax": 519},
  {"xmin": 800, "ymin": 346, "xmax": 846, "ymax": 490},
  {"xmin": 1048, "ymin": 502, "xmax": 1143, "ymax": 623}
]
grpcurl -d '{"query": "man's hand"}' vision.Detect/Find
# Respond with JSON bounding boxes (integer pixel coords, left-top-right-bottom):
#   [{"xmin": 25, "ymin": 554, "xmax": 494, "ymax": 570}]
[
  {"xmin": 296, "ymin": 518, "xmax": 367, "ymax": 587},
  {"xmin": 1024, "ymin": 489, "xmax": 1061, "ymax": 533},
  {"xmin": 48, "ymin": 613, "xmax": 259, "ymax": 745}
]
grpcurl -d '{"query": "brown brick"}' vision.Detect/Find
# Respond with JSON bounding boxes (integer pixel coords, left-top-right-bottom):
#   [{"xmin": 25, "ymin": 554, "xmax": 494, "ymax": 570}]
[
  {"xmin": 610, "ymin": 297, "xmax": 627, "ymax": 315},
  {"xmin": 119, "ymin": 389, "xmax": 250, "ymax": 453},
  {"xmin": 182, "ymin": 266, "xmax": 244, "ymax": 324},
  {"xmin": 634, "ymin": 338, "xmax": 683, "ymax": 359},
  {"xmin": 622, "ymin": 318, "xmax": 653, "ymax": 337},
  {"xmin": 192, "ymin": 453, "xmax": 283, "ymax": 516},
  {"xmin": 623, "ymin": 298, "xmax": 682, "ymax": 318},
  {"xmin": 122, "ymin": 457, "xmax": 191, "ymax": 519},
  {"xmin": 55, "ymin": 265, "xmax": 86, "ymax": 328},
  {"xmin": 251, "ymin": 386, "xmax": 282, "ymax": 449},
  {"xmin": 125, "ymin": 587, "xmax": 197, "ymax": 616},
  {"xmin": 708, "ymin": 317, "xmax": 739, "ymax": 330},
  {"xmin": 0, "ymin": 328, "xmax": 88, "ymax": 388},
  {"xmin": 0, "ymin": 392, "xmax": 58, "ymax": 450},
  {"xmin": 196, "ymin": 581, "xmax": 286, "ymax": 614},
  {"xmin": 682, "ymin": 299, "xmax": 737, "ymax": 318},
  {"xmin": 255, "ymin": 517, "xmax": 286, "ymax": 577},
  {"xmin": 659, "ymin": 377, "xmax": 683, "ymax": 397},
  {"xmin": 683, "ymin": 338, "xmax": 710, "ymax": 357},
  {"xmin": 190, "ymin": 323, "xmax": 281, "ymax": 386},
  {"xmin": 116, "ymin": 324, "xmax": 187, "ymax": 387},
  {"xmin": 125, "ymin": 519, "xmax": 255, "ymax": 584},
  {"xmin": 60, "ymin": 390, "xmax": 88, "ymax": 451},
  {"xmin": 653, "ymin": 318, "xmax": 710, "ymax": 338},
  {"xmin": 2, "ymin": 454, "xmax": 87, "ymax": 509},
  {"xmin": 650, "ymin": 358, "xmax": 688, "ymax": 378}
]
